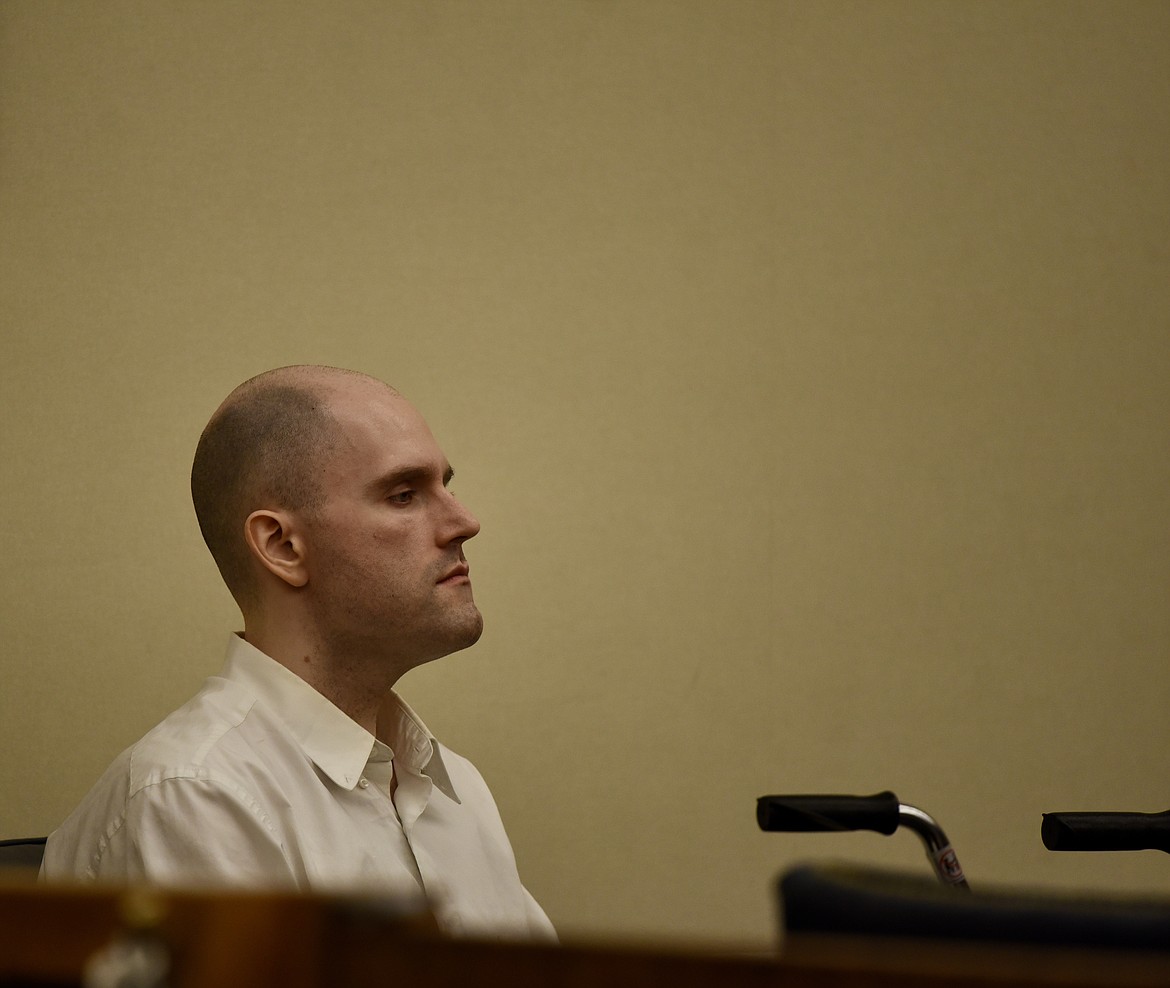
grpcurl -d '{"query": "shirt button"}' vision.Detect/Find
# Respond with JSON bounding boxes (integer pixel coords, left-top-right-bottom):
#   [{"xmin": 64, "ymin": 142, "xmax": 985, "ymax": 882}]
[{"xmin": 358, "ymin": 778, "xmax": 370, "ymax": 789}]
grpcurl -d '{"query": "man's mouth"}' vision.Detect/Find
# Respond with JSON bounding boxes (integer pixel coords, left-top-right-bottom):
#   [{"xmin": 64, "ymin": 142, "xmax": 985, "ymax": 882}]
[{"xmin": 437, "ymin": 562, "xmax": 470, "ymax": 585}]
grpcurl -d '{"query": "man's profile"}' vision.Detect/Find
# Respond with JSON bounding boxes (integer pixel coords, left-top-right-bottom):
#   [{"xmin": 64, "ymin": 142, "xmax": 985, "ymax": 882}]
[{"xmin": 42, "ymin": 365, "xmax": 554, "ymax": 940}]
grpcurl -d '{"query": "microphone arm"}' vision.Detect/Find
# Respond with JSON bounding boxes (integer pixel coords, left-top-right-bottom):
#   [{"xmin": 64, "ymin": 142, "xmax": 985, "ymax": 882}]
[{"xmin": 757, "ymin": 791, "xmax": 970, "ymax": 889}]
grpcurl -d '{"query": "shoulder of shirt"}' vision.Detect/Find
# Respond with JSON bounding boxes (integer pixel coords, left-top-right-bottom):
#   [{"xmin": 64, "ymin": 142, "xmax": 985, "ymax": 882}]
[{"xmin": 115, "ymin": 674, "xmax": 270, "ymax": 797}]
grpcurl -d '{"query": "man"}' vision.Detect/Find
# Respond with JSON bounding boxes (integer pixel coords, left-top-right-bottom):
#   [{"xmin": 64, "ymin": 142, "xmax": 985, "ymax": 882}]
[{"xmin": 42, "ymin": 365, "xmax": 555, "ymax": 940}]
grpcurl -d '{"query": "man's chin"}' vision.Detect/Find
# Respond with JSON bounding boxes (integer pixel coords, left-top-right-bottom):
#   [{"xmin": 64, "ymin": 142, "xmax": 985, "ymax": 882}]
[
  {"xmin": 411, "ymin": 620, "xmax": 483, "ymax": 671},
  {"xmin": 460, "ymin": 609, "xmax": 485, "ymax": 649},
  {"xmin": 441, "ymin": 605, "xmax": 484, "ymax": 654}
]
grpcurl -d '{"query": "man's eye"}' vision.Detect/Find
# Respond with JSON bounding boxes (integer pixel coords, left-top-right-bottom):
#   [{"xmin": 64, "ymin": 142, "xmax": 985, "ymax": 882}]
[{"xmin": 388, "ymin": 491, "xmax": 414, "ymax": 505}]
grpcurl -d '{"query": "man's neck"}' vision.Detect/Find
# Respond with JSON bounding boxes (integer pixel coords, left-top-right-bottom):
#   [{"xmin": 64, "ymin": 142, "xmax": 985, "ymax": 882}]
[{"xmin": 242, "ymin": 621, "xmax": 399, "ymax": 737}]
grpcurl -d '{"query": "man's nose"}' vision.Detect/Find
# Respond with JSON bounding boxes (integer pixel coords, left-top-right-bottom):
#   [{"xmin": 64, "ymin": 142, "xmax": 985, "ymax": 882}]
[{"xmin": 443, "ymin": 493, "xmax": 481, "ymax": 544}]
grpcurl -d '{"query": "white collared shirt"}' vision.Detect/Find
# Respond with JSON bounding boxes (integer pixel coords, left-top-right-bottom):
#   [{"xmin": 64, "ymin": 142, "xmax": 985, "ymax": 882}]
[{"xmin": 42, "ymin": 636, "xmax": 555, "ymax": 941}]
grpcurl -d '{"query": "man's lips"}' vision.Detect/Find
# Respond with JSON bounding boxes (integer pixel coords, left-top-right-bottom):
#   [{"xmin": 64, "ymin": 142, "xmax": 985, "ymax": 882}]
[{"xmin": 437, "ymin": 562, "xmax": 470, "ymax": 584}]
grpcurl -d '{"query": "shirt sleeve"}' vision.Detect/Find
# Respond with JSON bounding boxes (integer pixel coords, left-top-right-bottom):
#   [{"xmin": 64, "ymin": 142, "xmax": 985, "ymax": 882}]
[{"xmin": 78, "ymin": 773, "xmax": 301, "ymax": 889}]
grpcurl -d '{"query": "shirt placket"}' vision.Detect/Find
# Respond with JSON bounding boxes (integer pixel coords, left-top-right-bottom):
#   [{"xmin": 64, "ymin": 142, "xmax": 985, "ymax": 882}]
[{"xmin": 359, "ymin": 747, "xmax": 425, "ymax": 890}]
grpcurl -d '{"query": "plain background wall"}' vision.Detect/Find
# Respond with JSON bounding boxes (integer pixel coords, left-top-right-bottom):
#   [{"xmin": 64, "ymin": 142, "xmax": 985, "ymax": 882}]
[{"xmin": 2, "ymin": 0, "xmax": 1168, "ymax": 950}]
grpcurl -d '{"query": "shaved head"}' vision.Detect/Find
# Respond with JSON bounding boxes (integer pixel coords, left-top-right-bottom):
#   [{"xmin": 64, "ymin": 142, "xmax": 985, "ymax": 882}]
[{"xmin": 191, "ymin": 365, "xmax": 397, "ymax": 606}]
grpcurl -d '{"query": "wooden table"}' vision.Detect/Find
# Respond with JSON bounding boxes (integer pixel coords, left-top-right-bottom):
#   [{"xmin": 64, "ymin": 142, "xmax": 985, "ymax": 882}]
[{"xmin": 1, "ymin": 877, "xmax": 1167, "ymax": 987}]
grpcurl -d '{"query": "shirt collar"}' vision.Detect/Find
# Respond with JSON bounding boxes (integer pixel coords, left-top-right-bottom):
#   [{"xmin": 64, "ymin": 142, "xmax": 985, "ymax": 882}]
[
  {"xmin": 220, "ymin": 634, "xmax": 459, "ymax": 801},
  {"xmin": 375, "ymin": 690, "xmax": 459, "ymax": 804}
]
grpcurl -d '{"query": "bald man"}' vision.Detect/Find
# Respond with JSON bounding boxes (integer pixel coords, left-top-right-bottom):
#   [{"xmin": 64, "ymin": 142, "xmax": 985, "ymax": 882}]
[{"xmin": 42, "ymin": 366, "xmax": 555, "ymax": 940}]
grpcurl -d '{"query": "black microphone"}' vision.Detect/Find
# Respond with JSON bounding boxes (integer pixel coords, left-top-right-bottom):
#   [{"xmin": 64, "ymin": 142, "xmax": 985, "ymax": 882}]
[
  {"xmin": 757, "ymin": 791, "xmax": 900, "ymax": 835},
  {"xmin": 1041, "ymin": 810, "xmax": 1170, "ymax": 853}
]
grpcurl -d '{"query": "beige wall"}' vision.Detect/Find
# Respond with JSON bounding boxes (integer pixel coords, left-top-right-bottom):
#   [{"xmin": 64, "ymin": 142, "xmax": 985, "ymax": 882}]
[{"xmin": 2, "ymin": 0, "xmax": 1168, "ymax": 950}]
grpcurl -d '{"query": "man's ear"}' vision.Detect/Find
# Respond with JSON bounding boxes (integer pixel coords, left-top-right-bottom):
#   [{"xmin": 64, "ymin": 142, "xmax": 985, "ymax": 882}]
[{"xmin": 243, "ymin": 510, "xmax": 309, "ymax": 589}]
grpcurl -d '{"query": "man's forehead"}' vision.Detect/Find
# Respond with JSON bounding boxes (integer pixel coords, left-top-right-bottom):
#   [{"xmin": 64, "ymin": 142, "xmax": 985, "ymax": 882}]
[
  {"xmin": 321, "ymin": 383, "xmax": 448, "ymax": 473},
  {"xmin": 325, "ymin": 380, "xmax": 425, "ymax": 433}
]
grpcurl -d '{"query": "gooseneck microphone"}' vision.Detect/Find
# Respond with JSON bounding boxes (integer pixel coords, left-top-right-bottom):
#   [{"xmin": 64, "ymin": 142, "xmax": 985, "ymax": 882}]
[
  {"xmin": 757, "ymin": 791, "xmax": 969, "ymax": 889},
  {"xmin": 1041, "ymin": 810, "xmax": 1170, "ymax": 854},
  {"xmin": 756, "ymin": 790, "xmax": 901, "ymax": 835}
]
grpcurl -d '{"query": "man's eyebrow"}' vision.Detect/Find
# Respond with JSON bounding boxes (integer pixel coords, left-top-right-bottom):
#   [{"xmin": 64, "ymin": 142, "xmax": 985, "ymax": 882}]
[{"xmin": 367, "ymin": 463, "xmax": 455, "ymax": 494}]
